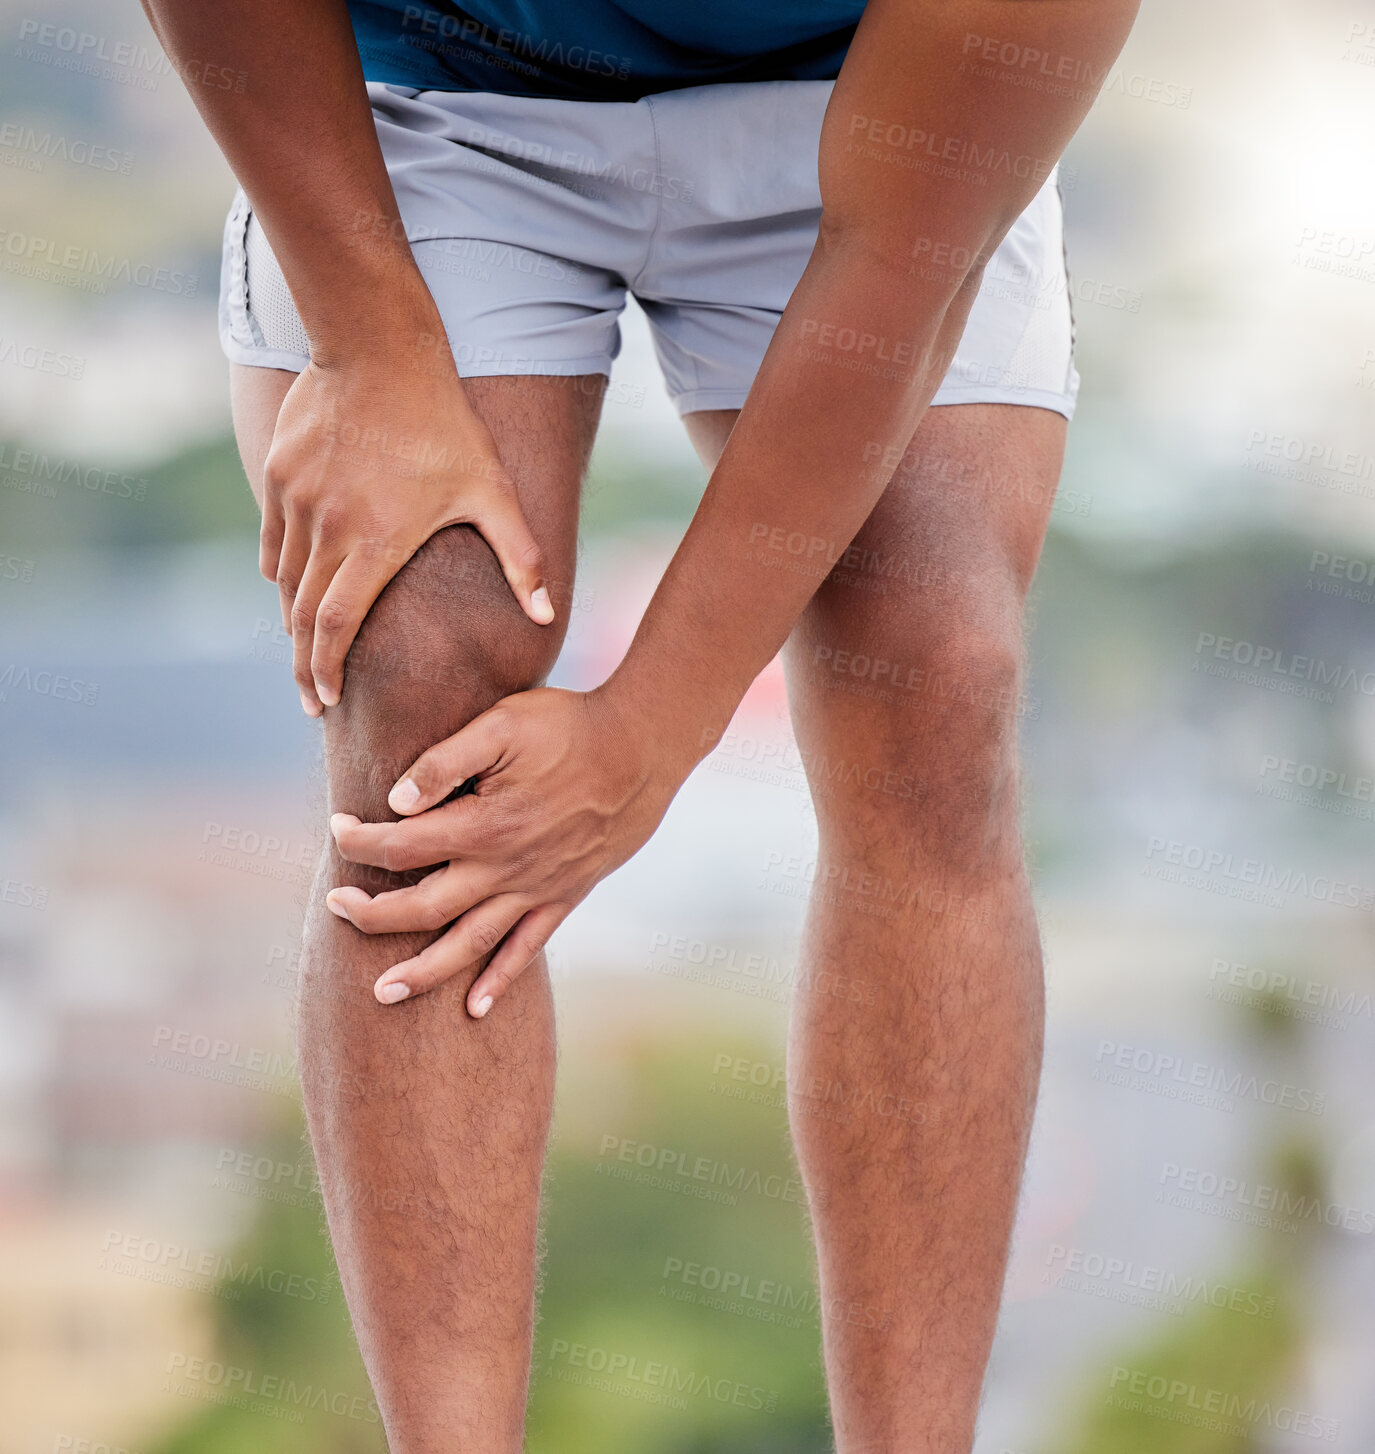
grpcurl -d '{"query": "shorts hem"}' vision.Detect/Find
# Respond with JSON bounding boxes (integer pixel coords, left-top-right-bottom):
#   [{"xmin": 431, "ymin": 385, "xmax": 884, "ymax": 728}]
[
  {"xmin": 219, "ymin": 338, "xmax": 615, "ymax": 382},
  {"xmin": 670, "ymin": 385, "xmax": 755, "ymax": 416},
  {"xmin": 456, "ymin": 357, "xmax": 612, "ymax": 380},
  {"xmin": 221, "ymin": 337, "xmax": 310, "ymax": 374},
  {"xmin": 674, "ymin": 383, "xmax": 1079, "ymax": 421},
  {"xmin": 927, "ymin": 385, "xmax": 1078, "ymax": 421}
]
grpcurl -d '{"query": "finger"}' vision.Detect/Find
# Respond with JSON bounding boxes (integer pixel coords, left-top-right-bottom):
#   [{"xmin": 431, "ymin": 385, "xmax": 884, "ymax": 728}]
[
  {"xmin": 311, "ymin": 547, "xmax": 403, "ymax": 709},
  {"xmin": 466, "ymin": 902, "xmax": 567, "ymax": 1017},
  {"xmin": 275, "ymin": 517, "xmax": 316, "ymax": 713},
  {"xmin": 472, "ymin": 487, "xmax": 555, "ymax": 627},
  {"xmin": 372, "ymin": 895, "xmax": 528, "ymax": 1004},
  {"xmin": 290, "ymin": 547, "xmax": 343, "ymax": 716},
  {"xmin": 388, "ymin": 707, "xmax": 510, "ymax": 816},
  {"xmin": 330, "ymin": 805, "xmax": 483, "ymax": 874},
  {"xmin": 325, "ymin": 863, "xmax": 497, "ymax": 935},
  {"xmin": 259, "ymin": 497, "xmax": 285, "ymax": 586},
  {"xmin": 275, "ymin": 512, "xmax": 309, "ymax": 633}
]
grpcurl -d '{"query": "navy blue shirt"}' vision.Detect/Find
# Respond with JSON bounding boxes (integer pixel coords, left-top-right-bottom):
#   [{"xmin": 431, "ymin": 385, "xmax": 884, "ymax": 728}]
[{"xmin": 348, "ymin": 0, "xmax": 864, "ymax": 101}]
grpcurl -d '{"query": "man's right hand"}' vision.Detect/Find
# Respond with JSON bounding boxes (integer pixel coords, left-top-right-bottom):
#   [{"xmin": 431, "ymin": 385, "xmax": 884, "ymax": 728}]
[{"xmin": 261, "ymin": 352, "xmax": 554, "ymax": 716}]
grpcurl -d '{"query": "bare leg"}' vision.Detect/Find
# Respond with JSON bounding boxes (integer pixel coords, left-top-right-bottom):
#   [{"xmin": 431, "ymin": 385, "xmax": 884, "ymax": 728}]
[
  {"xmin": 232, "ymin": 366, "xmax": 603, "ymax": 1453},
  {"xmin": 686, "ymin": 402, "xmax": 1065, "ymax": 1454}
]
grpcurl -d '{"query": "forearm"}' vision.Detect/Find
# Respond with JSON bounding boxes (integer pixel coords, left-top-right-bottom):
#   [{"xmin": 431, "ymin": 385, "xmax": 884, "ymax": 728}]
[
  {"xmin": 142, "ymin": 0, "xmax": 439, "ymax": 360},
  {"xmin": 604, "ymin": 236, "xmax": 977, "ymax": 764},
  {"xmin": 604, "ymin": 0, "xmax": 1140, "ymax": 769}
]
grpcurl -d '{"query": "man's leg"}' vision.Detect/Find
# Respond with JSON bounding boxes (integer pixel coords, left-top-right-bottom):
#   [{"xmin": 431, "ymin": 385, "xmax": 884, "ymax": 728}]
[
  {"xmin": 686, "ymin": 401, "xmax": 1064, "ymax": 1454},
  {"xmin": 232, "ymin": 365, "xmax": 603, "ymax": 1454}
]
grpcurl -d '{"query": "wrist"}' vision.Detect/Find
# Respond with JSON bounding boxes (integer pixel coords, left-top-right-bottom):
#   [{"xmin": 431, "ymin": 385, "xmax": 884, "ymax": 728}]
[
  {"xmin": 304, "ymin": 261, "xmax": 450, "ymax": 376},
  {"xmin": 596, "ymin": 660, "xmax": 742, "ymax": 788}
]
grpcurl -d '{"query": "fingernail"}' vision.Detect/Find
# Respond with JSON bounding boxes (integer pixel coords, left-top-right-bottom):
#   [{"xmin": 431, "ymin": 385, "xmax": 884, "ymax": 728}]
[
  {"xmin": 329, "ymin": 813, "xmax": 355, "ymax": 840},
  {"xmin": 325, "ymin": 892, "xmax": 348, "ymax": 920},
  {"xmin": 389, "ymin": 778, "xmax": 421, "ymax": 813},
  {"xmin": 301, "ymin": 693, "xmax": 322, "ymax": 718},
  {"xmin": 530, "ymin": 586, "xmax": 554, "ymax": 625},
  {"xmin": 472, "ymin": 994, "xmax": 493, "ymax": 1018},
  {"xmin": 376, "ymin": 981, "xmax": 410, "ymax": 1004},
  {"xmin": 316, "ymin": 680, "xmax": 339, "ymax": 708}
]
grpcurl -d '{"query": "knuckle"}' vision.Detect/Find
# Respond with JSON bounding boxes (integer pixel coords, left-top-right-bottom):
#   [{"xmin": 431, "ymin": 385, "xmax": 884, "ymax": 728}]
[
  {"xmin": 513, "ymin": 538, "xmax": 543, "ymax": 573},
  {"xmin": 315, "ymin": 599, "xmax": 350, "ymax": 636},
  {"xmin": 261, "ymin": 457, "xmax": 288, "ymax": 495},
  {"xmin": 313, "ymin": 502, "xmax": 348, "ymax": 539},
  {"xmin": 416, "ymin": 896, "xmax": 452, "ymax": 932},
  {"xmin": 469, "ymin": 919, "xmax": 504, "ymax": 957},
  {"xmin": 289, "ymin": 602, "xmax": 315, "ymax": 632}
]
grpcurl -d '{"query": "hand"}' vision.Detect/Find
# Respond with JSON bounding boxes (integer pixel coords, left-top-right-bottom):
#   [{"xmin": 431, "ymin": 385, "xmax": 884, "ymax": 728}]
[
  {"xmin": 325, "ymin": 686, "xmax": 690, "ymax": 1014},
  {"xmin": 261, "ymin": 351, "xmax": 554, "ymax": 716}
]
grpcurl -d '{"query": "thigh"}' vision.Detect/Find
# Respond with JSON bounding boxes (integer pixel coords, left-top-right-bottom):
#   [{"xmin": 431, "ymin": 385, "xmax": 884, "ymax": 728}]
[
  {"xmin": 230, "ymin": 363, "xmax": 604, "ymax": 815},
  {"xmin": 231, "ymin": 363, "xmax": 600, "ymax": 569}
]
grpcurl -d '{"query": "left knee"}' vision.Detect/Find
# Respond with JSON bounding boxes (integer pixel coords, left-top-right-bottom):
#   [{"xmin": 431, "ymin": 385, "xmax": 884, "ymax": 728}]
[{"xmin": 806, "ymin": 620, "xmax": 1026, "ymax": 869}]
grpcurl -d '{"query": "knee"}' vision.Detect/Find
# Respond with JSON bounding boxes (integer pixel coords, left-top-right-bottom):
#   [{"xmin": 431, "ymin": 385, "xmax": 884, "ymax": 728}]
[
  {"xmin": 810, "ymin": 618, "xmax": 1026, "ymax": 864},
  {"xmin": 325, "ymin": 523, "xmax": 567, "ymax": 823}
]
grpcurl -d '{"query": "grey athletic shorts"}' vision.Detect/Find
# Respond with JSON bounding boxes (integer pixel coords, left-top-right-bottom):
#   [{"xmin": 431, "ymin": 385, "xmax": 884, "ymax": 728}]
[{"xmin": 219, "ymin": 80, "xmax": 1079, "ymax": 419}]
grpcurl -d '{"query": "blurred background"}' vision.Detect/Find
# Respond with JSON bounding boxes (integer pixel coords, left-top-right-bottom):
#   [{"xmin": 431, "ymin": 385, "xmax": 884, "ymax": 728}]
[{"xmin": 2, "ymin": 0, "xmax": 1374, "ymax": 1449}]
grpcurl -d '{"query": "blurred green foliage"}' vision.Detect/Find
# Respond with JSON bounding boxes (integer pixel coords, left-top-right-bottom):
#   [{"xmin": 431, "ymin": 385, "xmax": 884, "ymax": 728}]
[
  {"xmin": 148, "ymin": 1030, "xmax": 831, "ymax": 1454},
  {"xmin": 1055, "ymin": 1140, "xmax": 1323, "ymax": 1454}
]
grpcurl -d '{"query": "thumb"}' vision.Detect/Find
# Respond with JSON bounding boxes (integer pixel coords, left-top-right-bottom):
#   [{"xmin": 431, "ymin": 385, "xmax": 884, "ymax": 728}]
[
  {"xmin": 388, "ymin": 705, "xmax": 511, "ymax": 815},
  {"xmin": 474, "ymin": 488, "xmax": 555, "ymax": 627}
]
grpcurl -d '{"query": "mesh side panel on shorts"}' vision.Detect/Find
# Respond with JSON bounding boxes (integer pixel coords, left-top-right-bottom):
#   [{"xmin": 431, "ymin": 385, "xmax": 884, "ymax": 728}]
[{"xmin": 244, "ymin": 215, "xmax": 312, "ymax": 359}]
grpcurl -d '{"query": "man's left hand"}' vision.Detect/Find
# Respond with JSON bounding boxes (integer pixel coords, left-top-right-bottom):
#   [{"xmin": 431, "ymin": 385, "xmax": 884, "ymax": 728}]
[{"xmin": 326, "ymin": 685, "xmax": 683, "ymax": 1015}]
